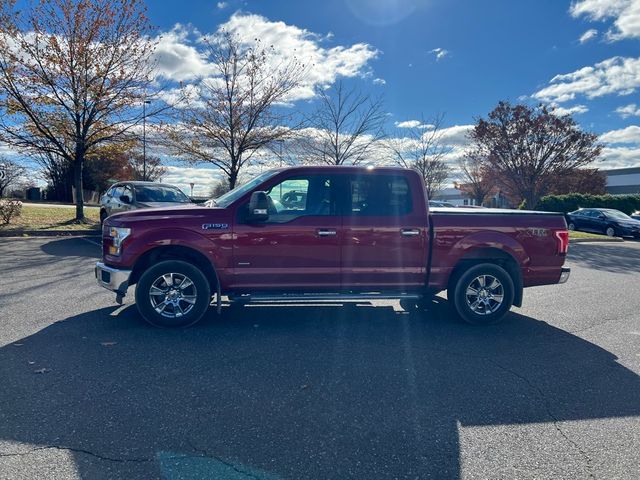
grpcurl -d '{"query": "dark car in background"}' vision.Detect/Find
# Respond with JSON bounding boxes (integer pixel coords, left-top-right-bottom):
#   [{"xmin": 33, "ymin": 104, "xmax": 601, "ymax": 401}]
[
  {"xmin": 100, "ymin": 181, "xmax": 193, "ymax": 223},
  {"xmin": 567, "ymin": 208, "xmax": 640, "ymax": 238}
]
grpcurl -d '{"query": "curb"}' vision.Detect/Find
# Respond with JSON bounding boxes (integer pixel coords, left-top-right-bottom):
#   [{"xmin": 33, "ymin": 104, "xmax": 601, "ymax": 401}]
[
  {"xmin": 569, "ymin": 237, "xmax": 625, "ymax": 243},
  {"xmin": 0, "ymin": 229, "xmax": 100, "ymax": 238}
]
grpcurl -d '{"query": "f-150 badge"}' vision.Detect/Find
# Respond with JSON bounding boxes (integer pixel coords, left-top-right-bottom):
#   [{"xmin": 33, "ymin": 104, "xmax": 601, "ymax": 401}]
[{"xmin": 202, "ymin": 223, "xmax": 229, "ymax": 230}]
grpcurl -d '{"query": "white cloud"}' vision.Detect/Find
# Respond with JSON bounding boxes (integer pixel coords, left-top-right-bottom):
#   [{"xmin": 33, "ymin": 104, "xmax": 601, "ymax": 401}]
[
  {"xmin": 216, "ymin": 2, "xmax": 228, "ymax": 9},
  {"xmin": 533, "ymin": 56, "xmax": 640, "ymax": 103},
  {"xmin": 615, "ymin": 103, "xmax": 640, "ymax": 117},
  {"xmin": 162, "ymin": 165, "xmax": 224, "ymax": 196},
  {"xmin": 395, "ymin": 120, "xmax": 424, "ymax": 128},
  {"xmin": 437, "ymin": 125, "xmax": 474, "ymax": 146},
  {"xmin": 579, "ymin": 28, "xmax": 599, "ymax": 43},
  {"xmin": 570, "ymin": 0, "xmax": 640, "ymax": 41},
  {"xmin": 152, "ymin": 25, "xmax": 216, "ymax": 81},
  {"xmin": 551, "ymin": 104, "xmax": 589, "ymax": 115},
  {"xmin": 600, "ymin": 125, "xmax": 640, "ymax": 143},
  {"xmin": 152, "ymin": 14, "xmax": 379, "ymax": 103},
  {"xmin": 215, "ymin": 13, "xmax": 379, "ymax": 101},
  {"xmin": 429, "ymin": 48, "xmax": 449, "ymax": 61},
  {"xmin": 372, "ymin": 77, "xmax": 386, "ymax": 85},
  {"xmin": 600, "ymin": 145, "xmax": 640, "ymax": 168}
]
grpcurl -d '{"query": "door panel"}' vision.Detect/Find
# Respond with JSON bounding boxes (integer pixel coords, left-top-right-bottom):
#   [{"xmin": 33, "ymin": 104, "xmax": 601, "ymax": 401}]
[
  {"xmin": 341, "ymin": 174, "xmax": 428, "ymax": 290},
  {"xmin": 231, "ymin": 174, "xmax": 341, "ymax": 290}
]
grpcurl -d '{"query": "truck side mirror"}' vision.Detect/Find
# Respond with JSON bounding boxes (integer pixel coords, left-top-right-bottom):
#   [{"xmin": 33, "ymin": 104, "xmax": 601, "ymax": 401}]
[
  {"xmin": 120, "ymin": 195, "xmax": 131, "ymax": 204},
  {"xmin": 248, "ymin": 191, "xmax": 269, "ymax": 221}
]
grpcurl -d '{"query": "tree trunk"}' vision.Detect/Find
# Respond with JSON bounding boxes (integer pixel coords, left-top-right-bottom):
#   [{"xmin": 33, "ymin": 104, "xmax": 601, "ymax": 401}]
[
  {"xmin": 73, "ymin": 155, "xmax": 85, "ymax": 221},
  {"xmin": 228, "ymin": 168, "xmax": 238, "ymax": 190}
]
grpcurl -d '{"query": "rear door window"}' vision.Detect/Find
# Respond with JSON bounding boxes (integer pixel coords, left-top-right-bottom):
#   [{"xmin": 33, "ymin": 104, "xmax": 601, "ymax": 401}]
[{"xmin": 348, "ymin": 175, "xmax": 412, "ymax": 216}]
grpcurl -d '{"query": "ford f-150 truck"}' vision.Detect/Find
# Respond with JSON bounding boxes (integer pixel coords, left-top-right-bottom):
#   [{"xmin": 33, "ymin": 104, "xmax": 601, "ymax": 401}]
[{"xmin": 95, "ymin": 166, "xmax": 570, "ymax": 327}]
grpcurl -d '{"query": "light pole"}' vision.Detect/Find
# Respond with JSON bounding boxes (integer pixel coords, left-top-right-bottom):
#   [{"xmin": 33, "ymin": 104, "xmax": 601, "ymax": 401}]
[{"xmin": 142, "ymin": 100, "xmax": 151, "ymax": 181}]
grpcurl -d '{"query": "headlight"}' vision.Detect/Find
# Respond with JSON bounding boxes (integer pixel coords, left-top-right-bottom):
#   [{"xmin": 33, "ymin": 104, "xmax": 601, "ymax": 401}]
[{"xmin": 108, "ymin": 227, "xmax": 131, "ymax": 256}]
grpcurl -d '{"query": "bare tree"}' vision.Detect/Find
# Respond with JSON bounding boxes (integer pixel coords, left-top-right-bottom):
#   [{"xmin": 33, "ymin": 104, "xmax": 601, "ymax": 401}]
[
  {"xmin": 162, "ymin": 32, "xmax": 305, "ymax": 190},
  {"xmin": 387, "ymin": 114, "xmax": 451, "ymax": 198},
  {"xmin": 0, "ymin": 0, "xmax": 157, "ymax": 220},
  {"xmin": 457, "ymin": 150, "xmax": 493, "ymax": 206},
  {"xmin": 469, "ymin": 102, "xmax": 602, "ymax": 208},
  {"xmin": 0, "ymin": 157, "xmax": 26, "ymax": 197},
  {"xmin": 301, "ymin": 81, "xmax": 386, "ymax": 165}
]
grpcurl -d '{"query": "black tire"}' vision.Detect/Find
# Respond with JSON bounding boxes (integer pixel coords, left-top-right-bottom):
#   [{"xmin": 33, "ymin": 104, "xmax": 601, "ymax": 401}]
[
  {"xmin": 100, "ymin": 210, "xmax": 107, "ymax": 225},
  {"xmin": 448, "ymin": 263, "xmax": 514, "ymax": 325},
  {"xmin": 135, "ymin": 260, "xmax": 211, "ymax": 328}
]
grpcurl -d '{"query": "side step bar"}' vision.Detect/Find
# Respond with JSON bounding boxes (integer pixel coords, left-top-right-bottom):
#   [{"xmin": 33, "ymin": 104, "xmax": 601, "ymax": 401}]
[{"xmin": 228, "ymin": 292, "xmax": 423, "ymax": 303}]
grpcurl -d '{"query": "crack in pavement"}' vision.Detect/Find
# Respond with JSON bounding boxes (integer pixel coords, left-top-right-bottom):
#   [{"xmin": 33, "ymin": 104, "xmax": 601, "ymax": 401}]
[
  {"xmin": 0, "ymin": 445, "xmax": 151, "ymax": 463},
  {"xmin": 412, "ymin": 342, "xmax": 597, "ymax": 479},
  {"xmin": 487, "ymin": 360, "xmax": 596, "ymax": 480},
  {"xmin": 186, "ymin": 438, "xmax": 265, "ymax": 480}
]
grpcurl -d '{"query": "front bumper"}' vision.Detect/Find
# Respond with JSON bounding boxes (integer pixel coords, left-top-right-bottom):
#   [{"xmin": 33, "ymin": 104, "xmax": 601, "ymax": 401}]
[
  {"xmin": 558, "ymin": 267, "xmax": 571, "ymax": 284},
  {"xmin": 95, "ymin": 262, "xmax": 131, "ymax": 295}
]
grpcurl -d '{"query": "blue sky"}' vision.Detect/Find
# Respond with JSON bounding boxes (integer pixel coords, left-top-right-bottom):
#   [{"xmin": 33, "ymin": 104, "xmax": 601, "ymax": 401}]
[
  {"xmin": 147, "ymin": 0, "xmax": 639, "ymax": 130},
  {"xmin": 140, "ymin": 0, "xmax": 640, "ymax": 192}
]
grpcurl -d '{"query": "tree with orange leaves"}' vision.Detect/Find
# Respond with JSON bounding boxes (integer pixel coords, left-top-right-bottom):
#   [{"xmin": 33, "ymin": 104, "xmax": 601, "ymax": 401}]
[{"xmin": 0, "ymin": 0, "xmax": 157, "ymax": 220}]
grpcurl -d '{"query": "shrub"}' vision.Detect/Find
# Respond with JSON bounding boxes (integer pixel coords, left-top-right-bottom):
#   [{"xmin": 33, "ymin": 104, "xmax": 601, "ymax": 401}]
[
  {"xmin": 535, "ymin": 193, "xmax": 640, "ymax": 215},
  {"xmin": 0, "ymin": 199, "xmax": 22, "ymax": 224}
]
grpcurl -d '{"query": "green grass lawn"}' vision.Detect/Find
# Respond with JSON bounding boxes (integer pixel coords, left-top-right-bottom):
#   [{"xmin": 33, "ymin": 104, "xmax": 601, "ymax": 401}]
[
  {"xmin": 0, "ymin": 205, "xmax": 100, "ymax": 231},
  {"xmin": 569, "ymin": 230, "xmax": 609, "ymax": 239}
]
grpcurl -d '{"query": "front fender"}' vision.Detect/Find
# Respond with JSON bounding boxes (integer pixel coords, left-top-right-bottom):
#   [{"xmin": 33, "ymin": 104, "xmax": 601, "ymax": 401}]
[{"xmin": 105, "ymin": 228, "xmax": 231, "ymax": 271}]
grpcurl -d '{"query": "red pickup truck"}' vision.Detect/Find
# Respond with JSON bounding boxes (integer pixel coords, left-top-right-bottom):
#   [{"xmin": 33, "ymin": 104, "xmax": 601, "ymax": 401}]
[{"xmin": 95, "ymin": 166, "xmax": 570, "ymax": 327}]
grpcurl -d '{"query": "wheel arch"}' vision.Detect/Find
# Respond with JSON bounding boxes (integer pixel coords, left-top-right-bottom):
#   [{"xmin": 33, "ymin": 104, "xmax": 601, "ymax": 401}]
[
  {"xmin": 129, "ymin": 245, "xmax": 219, "ymax": 294},
  {"xmin": 447, "ymin": 247, "xmax": 523, "ymax": 307}
]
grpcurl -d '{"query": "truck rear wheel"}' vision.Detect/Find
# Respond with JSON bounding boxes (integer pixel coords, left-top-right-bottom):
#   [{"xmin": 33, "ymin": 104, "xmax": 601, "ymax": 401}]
[
  {"xmin": 135, "ymin": 260, "xmax": 211, "ymax": 328},
  {"xmin": 449, "ymin": 263, "xmax": 514, "ymax": 325}
]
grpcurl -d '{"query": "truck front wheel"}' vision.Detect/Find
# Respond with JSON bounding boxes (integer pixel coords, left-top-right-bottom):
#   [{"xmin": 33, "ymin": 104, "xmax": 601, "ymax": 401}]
[
  {"xmin": 449, "ymin": 263, "xmax": 514, "ymax": 325},
  {"xmin": 135, "ymin": 260, "xmax": 211, "ymax": 328}
]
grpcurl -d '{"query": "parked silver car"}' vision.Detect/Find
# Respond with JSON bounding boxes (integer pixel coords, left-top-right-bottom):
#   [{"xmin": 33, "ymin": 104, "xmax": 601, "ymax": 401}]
[{"xmin": 99, "ymin": 181, "xmax": 192, "ymax": 223}]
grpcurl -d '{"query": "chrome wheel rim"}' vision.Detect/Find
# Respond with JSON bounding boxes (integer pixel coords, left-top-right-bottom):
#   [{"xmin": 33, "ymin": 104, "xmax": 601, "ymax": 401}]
[
  {"xmin": 568, "ymin": 223, "xmax": 575, "ymax": 231},
  {"xmin": 606, "ymin": 227, "xmax": 615, "ymax": 237},
  {"xmin": 149, "ymin": 273, "xmax": 197, "ymax": 318},
  {"xmin": 465, "ymin": 274, "xmax": 504, "ymax": 315}
]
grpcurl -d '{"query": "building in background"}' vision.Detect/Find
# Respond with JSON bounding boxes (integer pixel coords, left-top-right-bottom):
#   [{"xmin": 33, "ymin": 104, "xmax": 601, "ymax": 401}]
[
  {"xmin": 432, "ymin": 186, "xmax": 512, "ymax": 208},
  {"xmin": 603, "ymin": 167, "xmax": 640, "ymax": 195}
]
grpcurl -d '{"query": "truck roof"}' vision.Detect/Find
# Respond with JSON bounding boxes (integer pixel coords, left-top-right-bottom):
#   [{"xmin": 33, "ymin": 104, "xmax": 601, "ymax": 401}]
[{"xmin": 266, "ymin": 165, "xmax": 413, "ymax": 175}]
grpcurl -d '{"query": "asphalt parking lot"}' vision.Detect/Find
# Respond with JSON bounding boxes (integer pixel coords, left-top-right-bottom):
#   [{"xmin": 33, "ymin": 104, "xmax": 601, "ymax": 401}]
[{"xmin": 0, "ymin": 237, "xmax": 639, "ymax": 480}]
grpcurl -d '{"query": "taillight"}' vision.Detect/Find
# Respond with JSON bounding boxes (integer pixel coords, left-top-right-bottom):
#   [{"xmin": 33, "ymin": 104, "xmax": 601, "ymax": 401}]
[{"xmin": 554, "ymin": 230, "xmax": 569, "ymax": 255}]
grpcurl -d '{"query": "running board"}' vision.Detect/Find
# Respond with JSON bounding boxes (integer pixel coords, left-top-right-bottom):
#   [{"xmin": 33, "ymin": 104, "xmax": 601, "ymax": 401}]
[{"xmin": 229, "ymin": 292, "xmax": 423, "ymax": 303}]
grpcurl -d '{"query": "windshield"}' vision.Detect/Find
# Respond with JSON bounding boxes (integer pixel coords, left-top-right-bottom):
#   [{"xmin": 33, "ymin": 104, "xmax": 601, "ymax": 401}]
[
  {"xmin": 211, "ymin": 170, "xmax": 280, "ymax": 208},
  {"xmin": 135, "ymin": 185, "xmax": 190, "ymax": 203},
  {"xmin": 604, "ymin": 210, "xmax": 632, "ymax": 221}
]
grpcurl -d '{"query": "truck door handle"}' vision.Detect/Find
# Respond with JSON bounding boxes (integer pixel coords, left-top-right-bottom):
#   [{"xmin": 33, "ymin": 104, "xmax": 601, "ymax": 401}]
[
  {"xmin": 401, "ymin": 229, "xmax": 421, "ymax": 237},
  {"xmin": 317, "ymin": 229, "xmax": 337, "ymax": 237}
]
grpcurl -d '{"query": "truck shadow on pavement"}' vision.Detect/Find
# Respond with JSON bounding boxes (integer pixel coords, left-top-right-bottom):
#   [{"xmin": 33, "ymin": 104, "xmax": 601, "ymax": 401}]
[{"xmin": 1, "ymin": 300, "xmax": 639, "ymax": 479}]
